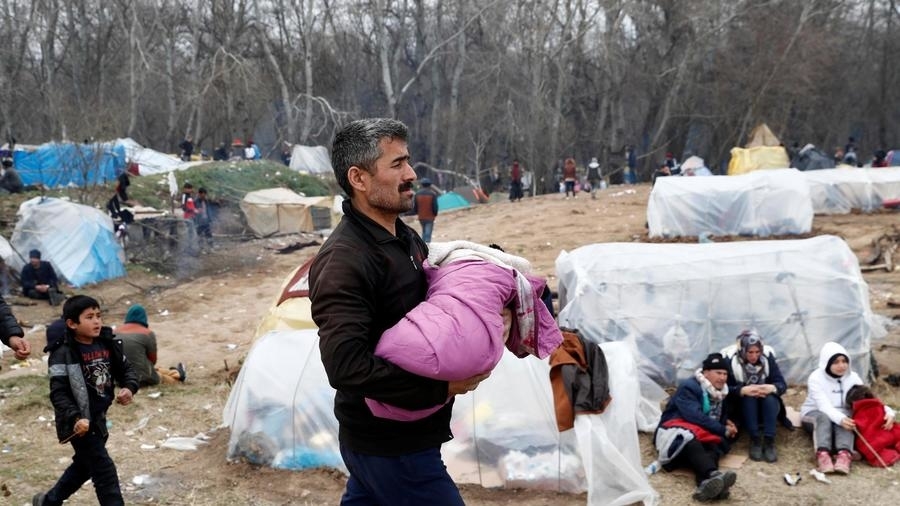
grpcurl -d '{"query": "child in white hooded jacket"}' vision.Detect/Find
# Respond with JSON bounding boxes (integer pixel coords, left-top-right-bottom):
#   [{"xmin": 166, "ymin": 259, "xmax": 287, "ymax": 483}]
[{"xmin": 800, "ymin": 342, "xmax": 896, "ymax": 474}]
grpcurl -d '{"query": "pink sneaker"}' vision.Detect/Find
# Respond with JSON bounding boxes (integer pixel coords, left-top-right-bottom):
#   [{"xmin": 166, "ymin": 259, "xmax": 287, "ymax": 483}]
[
  {"xmin": 816, "ymin": 450, "xmax": 835, "ymax": 473},
  {"xmin": 834, "ymin": 450, "xmax": 852, "ymax": 474}
]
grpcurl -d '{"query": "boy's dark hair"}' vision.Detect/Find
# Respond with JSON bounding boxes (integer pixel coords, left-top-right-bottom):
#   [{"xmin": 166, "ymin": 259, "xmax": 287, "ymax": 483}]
[
  {"xmin": 845, "ymin": 384, "xmax": 874, "ymax": 407},
  {"xmin": 63, "ymin": 295, "xmax": 101, "ymax": 324},
  {"xmin": 183, "ymin": 182, "xmax": 193, "ymax": 189}
]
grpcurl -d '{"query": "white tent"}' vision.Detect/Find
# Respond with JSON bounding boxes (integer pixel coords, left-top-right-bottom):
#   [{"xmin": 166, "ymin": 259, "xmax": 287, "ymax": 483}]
[
  {"xmin": 802, "ymin": 167, "xmax": 900, "ymax": 214},
  {"xmin": 9, "ymin": 197, "xmax": 126, "ymax": 287},
  {"xmin": 115, "ymin": 138, "xmax": 199, "ymax": 175},
  {"xmin": 647, "ymin": 169, "xmax": 813, "ymax": 238},
  {"xmin": 555, "ymin": 235, "xmax": 880, "ymax": 388},
  {"xmin": 289, "ymin": 145, "xmax": 332, "ymax": 175},
  {"xmin": 239, "ymin": 188, "xmax": 336, "ymax": 237},
  {"xmin": 0, "ymin": 235, "xmax": 13, "ymax": 262},
  {"xmin": 224, "ymin": 329, "xmax": 659, "ymax": 505}
]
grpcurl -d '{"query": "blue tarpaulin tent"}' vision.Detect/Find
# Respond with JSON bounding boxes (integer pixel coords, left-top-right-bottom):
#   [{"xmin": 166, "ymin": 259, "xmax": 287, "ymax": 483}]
[
  {"xmin": 12, "ymin": 142, "xmax": 125, "ymax": 188},
  {"xmin": 437, "ymin": 191, "xmax": 471, "ymax": 212},
  {"xmin": 9, "ymin": 197, "xmax": 125, "ymax": 287}
]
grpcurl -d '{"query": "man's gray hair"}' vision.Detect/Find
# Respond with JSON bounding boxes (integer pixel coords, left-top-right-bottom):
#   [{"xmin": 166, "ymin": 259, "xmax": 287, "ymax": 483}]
[{"xmin": 331, "ymin": 118, "xmax": 409, "ymax": 197}]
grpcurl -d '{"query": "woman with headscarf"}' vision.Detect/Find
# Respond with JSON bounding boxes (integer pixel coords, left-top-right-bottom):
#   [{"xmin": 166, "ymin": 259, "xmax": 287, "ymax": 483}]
[
  {"xmin": 726, "ymin": 330, "xmax": 788, "ymax": 463},
  {"xmin": 117, "ymin": 304, "xmax": 186, "ymax": 386}
]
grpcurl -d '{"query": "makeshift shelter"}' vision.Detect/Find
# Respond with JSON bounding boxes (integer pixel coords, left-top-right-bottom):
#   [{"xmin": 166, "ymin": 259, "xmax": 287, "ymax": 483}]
[
  {"xmin": 13, "ymin": 141, "xmax": 126, "ymax": 188},
  {"xmin": 240, "ymin": 188, "xmax": 336, "ymax": 237},
  {"xmin": 254, "ymin": 257, "xmax": 316, "ymax": 337},
  {"xmin": 555, "ymin": 235, "xmax": 880, "ymax": 389},
  {"xmin": 727, "ymin": 124, "xmax": 790, "ymax": 175},
  {"xmin": 791, "ymin": 144, "xmax": 835, "ymax": 172},
  {"xmin": 803, "ymin": 167, "xmax": 900, "ymax": 214},
  {"xmin": 437, "ymin": 191, "xmax": 471, "ymax": 212},
  {"xmin": 288, "ymin": 145, "xmax": 332, "ymax": 175},
  {"xmin": 0, "ymin": 235, "xmax": 13, "ymax": 262},
  {"xmin": 679, "ymin": 156, "xmax": 712, "ymax": 176},
  {"xmin": 9, "ymin": 197, "xmax": 126, "ymax": 287},
  {"xmin": 114, "ymin": 138, "xmax": 194, "ymax": 175},
  {"xmin": 224, "ymin": 329, "xmax": 658, "ymax": 504},
  {"xmin": 647, "ymin": 169, "xmax": 813, "ymax": 237}
]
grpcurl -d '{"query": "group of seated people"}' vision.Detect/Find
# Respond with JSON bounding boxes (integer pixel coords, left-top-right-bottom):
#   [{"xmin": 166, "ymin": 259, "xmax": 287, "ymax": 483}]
[{"xmin": 655, "ymin": 330, "xmax": 898, "ymax": 502}]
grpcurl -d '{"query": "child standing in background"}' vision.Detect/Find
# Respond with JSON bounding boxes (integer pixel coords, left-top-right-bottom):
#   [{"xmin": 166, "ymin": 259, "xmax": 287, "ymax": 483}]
[{"xmin": 33, "ymin": 295, "xmax": 139, "ymax": 506}]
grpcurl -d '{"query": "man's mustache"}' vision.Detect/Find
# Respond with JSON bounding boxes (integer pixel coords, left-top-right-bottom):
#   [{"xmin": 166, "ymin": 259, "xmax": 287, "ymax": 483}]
[{"xmin": 399, "ymin": 182, "xmax": 413, "ymax": 192}]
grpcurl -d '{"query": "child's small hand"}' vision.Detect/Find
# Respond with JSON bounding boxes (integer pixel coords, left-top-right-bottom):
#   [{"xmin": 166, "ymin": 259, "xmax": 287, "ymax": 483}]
[
  {"xmin": 73, "ymin": 418, "xmax": 90, "ymax": 436},
  {"xmin": 116, "ymin": 388, "xmax": 134, "ymax": 405},
  {"xmin": 840, "ymin": 417, "xmax": 856, "ymax": 431},
  {"xmin": 884, "ymin": 413, "xmax": 895, "ymax": 431}
]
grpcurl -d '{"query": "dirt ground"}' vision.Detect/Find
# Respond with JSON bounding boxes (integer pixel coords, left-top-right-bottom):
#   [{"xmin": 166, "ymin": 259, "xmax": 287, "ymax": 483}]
[{"xmin": 1, "ymin": 183, "xmax": 899, "ymax": 505}]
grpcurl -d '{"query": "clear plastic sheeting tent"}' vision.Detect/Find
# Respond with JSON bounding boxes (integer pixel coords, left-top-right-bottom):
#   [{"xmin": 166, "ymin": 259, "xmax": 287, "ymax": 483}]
[
  {"xmin": 224, "ymin": 330, "xmax": 659, "ymax": 504},
  {"xmin": 555, "ymin": 235, "xmax": 878, "ymax": 388},
  {"xmin": 802, "ymin": 168, "xmax": 900, "ymax": 214},
  {"xmin": 9, "ymin": 197, "xmax": 125, "ymax": 287},
  {"xmin": 647, "ymin": 169, "xmax": 813, "ymax": 238},
  {"xmin": 288, "ymin": 145, "xmax": 332, "ymax": 175}
]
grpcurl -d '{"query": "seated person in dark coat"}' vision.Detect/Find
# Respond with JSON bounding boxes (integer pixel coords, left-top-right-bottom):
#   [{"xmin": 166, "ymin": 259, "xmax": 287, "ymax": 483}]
[{"xmin": 20, "ymin": 249, "xmax": 64, "ymax": 306}]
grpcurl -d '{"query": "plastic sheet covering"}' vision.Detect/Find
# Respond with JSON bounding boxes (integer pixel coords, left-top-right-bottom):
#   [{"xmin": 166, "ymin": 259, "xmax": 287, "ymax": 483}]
[
  {"xmin": 9, "ymin": 197, "xmax": 126, "ymax": 287},
  {"xmin": 224, "ymin": 330, "xmax": 658, "ymax": 501},
  {"xmin": 572, "ymin": 342, "xmax": 659, "ymax": 505},
  {"xmin": 647, "ymin": 169, "xmax": 813, "ymax": 238},
  {"xmin": 555, "ymin": 235, "xmax": 880, "ymax": 388},
  {"xmin": 802, "ymin": 168, "xmax": 900, "ymax": 214},
  {"xmin": 727, "ymin": 145, "xmax": 789, "ymax": 175}
]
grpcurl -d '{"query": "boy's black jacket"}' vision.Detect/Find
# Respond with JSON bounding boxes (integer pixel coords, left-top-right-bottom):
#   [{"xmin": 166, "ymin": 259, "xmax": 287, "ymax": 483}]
[{"xmin": 47, "ymin": 326, "xmax": 139, "ymax": 441}]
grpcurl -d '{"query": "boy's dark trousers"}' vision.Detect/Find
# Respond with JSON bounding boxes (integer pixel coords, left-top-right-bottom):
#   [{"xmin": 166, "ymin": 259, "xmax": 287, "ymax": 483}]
[{"xmin": 43, "ymin": 426, "xmax": 124, "ymax": 506}]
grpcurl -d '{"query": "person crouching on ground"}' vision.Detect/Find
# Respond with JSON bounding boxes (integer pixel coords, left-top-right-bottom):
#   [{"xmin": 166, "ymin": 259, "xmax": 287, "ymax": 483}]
[
  {"xmin": 726, "ymin": 330, "xmax": 790, "ymax": 463},
  {"xmin": 654, "ymin": 353, "xmax": 738, "ymax": 502},
  {"xmin": 33, "ymin": 295, "xmax": 139, "ymax": 506},
  {"xmin": 845, "ymin": 384, "xmax": 898, "ymax": 468},
  {"xmin": 799, "ymin": 342, "xmax": 888, "ymax": 474},
  {"xmin": 117, "ymin": 304, "xmax": 186, "ymax": 386}
]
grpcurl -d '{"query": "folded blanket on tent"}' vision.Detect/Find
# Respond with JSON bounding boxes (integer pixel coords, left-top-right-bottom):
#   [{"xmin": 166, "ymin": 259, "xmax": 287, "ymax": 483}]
[{"xmin": 366, "ymin": 240, "xmax": 563, "ymax": 421}]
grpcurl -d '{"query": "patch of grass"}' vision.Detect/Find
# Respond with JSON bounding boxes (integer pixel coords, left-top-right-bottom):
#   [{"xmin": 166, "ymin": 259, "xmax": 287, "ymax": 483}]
[
  {"xmin": 128, "ymin": 161, "xmax": 334, "ymax": 210},
  {"xmin": 0, "ymin": 375, "xmax": 51, "ymax": 413}
]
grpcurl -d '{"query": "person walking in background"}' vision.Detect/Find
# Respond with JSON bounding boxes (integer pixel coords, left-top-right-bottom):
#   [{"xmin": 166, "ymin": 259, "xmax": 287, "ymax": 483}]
[
  {"xmin": 625, "ymin": 144, "xmax": 637, "ymax": 184},
  {"xmin": 509, "ymin": 159, "xmax": 524, "ymax": 202},
  {"xmin": 21, "ymin": 249, "xmax": 64, "ymax": 306},
  {"xmin": 562, "ymin": 157, "xmax": 577, "ymax": 199},
  {"xmin": 194, "ymin": 188, "xmax": 214, "ymax": 250},
  {"xmin": 179, "ymin": 135, "xmax": 194, "ymax": 162},
  {"xmin": 412, "ymin": 178, "xmax": 439, "ymax": 243},
  {"xmin": 117, "ymin": 304, "xmax": 186, "ymax": 387},
  {"xmin": 309, "ymin": 118, "xmax": 489, "ymax": 505},
  {"xmin": 586, "ymin": 157, "xmax": 601, "ymax": 199},
  {"xmin": 33, "ymin": 295, "xmax": 139, "ymax": 506}
]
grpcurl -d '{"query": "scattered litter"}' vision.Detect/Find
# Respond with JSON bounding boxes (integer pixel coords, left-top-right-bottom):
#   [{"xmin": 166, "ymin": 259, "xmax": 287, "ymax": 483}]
[
  {"xmin": 146, "ymin": 392, "xmax": 162, "ymax": 399},
  {"xmin": 809, "ymin": 469, "xmax": 831, "ymax": 484},
  {"xmin": 160, "ymin": 434, "xmax": 209, "ymax": 451},
  {"xmin": 1, "ymin": 445, "xmax": 11, "ymax": 454},
  {"xmin": 756, "ymin": 471, "xmax": 770, "ymax": 478},
  {"xmin": 140, "ymin": 444, "xmax": 156, "ymax": 450},
  {"xmin": 133, "ymin": 416, "xmax": 151, "ymax": 431},
  {"xmin": 37, "ymin": 416, "xmax": 48, "ymax": 422},
  {"xmin": 784, "ymin": 472, "xmax": 801, "ymax": 486},
  {"xmin": 159, "ymin": 310, "xmax": 170, "ymax": 316},
  {"xmin": 58, "ymin": 457, "xmax": 68, "ymax": 464},
  {"xmin": 132, "ymin": 474, "xmax": 153, "ymax": 485},
  {"xmin": 226, "ymin": 344, "xmax": 238, "ymax": 350}
]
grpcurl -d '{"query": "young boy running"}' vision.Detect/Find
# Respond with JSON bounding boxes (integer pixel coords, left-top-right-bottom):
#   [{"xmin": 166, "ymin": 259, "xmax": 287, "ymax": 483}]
[{"xmin": 33, "ymin": 295, "xmax": 139, "ymax": 506}]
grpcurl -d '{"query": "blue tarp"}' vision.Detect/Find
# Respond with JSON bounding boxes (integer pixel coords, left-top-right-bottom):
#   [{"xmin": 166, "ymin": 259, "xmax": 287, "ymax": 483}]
[
  {"xmin": 10, "ymin": 197, "xmax": 126, "ymax": 287},
  {"xmin": 437, "ymin": 192, "xmax": 471, "ymax": 212},
  {"xmin": 12, "ymin": 142, "xmax": 126, "ymax": 188}
]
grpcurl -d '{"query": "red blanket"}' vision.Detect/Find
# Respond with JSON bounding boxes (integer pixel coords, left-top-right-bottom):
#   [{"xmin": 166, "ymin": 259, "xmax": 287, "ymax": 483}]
[
  {"xmin": 661, "ymin": 418, "xmax": 722, "ymax": 445},
  {"xmin": 852, "ymin": 398, "xmax": 900, "ymax": 468}
]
